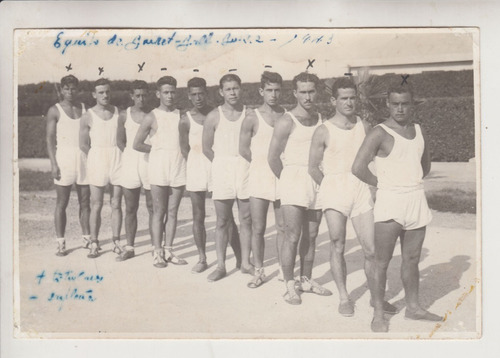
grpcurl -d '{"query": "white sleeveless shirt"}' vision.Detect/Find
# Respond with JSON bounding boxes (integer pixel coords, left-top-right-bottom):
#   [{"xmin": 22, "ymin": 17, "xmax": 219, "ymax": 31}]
[
  {"xmin": 375, "ymin": 123, "xmax": 425, "ymax": 191},
  {"xmin": 322, "ymin": 117, "xmax": 366, "ymax": 175},
  {"xmin": 88, "ymin": 107, "xmax": 118, "ymax": 148},
  {"xmin": 55, "ymin": 102, "xmax": 86, "ymax": 148},
  {"xmin": 283, "ymin": 112, "xmax": 321, "ymax": 167},
  {"xmin": 213, "ymin": 105, "xmax": 246, "ymax": 157},
  {"xmin": 150, "ymin": 108, "xmax": 181, "ymax": 152},
  {"xmin": 251, "ymin": 109, "xmax": 275, "ymax": 162},
  {"xmin": 125, "ymin": 107, "xmax": 150, "ymax": 149},
  {"xmin": 187, "ymin": 111, "xmax": 203, "ymax": 154}
]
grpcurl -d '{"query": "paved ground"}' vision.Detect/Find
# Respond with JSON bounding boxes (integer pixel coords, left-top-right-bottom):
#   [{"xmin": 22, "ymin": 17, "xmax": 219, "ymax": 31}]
[{"xmin": 15, "ymin": 161, "xmax": 479, "ymax": 338}]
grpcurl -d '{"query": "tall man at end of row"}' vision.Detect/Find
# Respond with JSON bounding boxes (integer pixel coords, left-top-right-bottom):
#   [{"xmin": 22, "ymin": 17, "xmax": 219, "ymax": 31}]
[{"xmin": 352, "ymin": 85, "xmax": 443, "ymax": 332}]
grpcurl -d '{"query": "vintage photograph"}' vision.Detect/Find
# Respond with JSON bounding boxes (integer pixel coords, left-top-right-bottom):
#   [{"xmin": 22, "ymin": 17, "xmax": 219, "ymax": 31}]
[{"xmin": 14, "ymin": 28, "xmax": 479, "ymax": 339}]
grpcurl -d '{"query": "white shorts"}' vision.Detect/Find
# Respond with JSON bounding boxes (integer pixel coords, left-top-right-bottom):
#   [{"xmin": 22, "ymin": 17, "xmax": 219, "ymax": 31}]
[
  {"xmin": 87, "ymin": 147, "xmax": 121, "ymax": 187},
  {"xmin": 186, "ymin": 150, "xmax": 211, "ymax": 192},
  {"xmin": 149, "ymin": 149, "xmax": 186, "ymax": 187},
  {"xmin": 374, "ymin": 188, "xmax": 432, "ymax": 230},
  {"xmin": 54, "ymin": 146, "xmax": 88, "ymax": 186},
  {"xmin": 248, "ymin": 158, "xmax": 279, "ymax": 202},
  {"xmin": 280, "ymin": 165, "xmax": 320, "ymax": 210},
  {"xmin": 211, "ymin": 156, "xmax": 249, "ymax": 200},
  {"xmin": 120, "ymin": 147, "xmax": 150, "ymax": 190},
  {"xmin": 319, "ymin": 173, "xmax": 373, "ymax": 218}
]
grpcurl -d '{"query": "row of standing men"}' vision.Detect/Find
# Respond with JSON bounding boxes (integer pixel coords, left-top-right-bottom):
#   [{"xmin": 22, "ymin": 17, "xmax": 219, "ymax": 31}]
[{"xmin": 46, "ymin": 71, "xmax": 442, "ymax": 332}]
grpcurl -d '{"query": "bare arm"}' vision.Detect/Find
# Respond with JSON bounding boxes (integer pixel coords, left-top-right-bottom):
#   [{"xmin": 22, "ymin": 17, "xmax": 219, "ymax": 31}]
[
  {"xmin": 79, "ymin": 112, "xmax": 91, "ymax": 155},
  {"xmin": 133, "ymin": 113, "xmax": 154, "ymax": 153},
  {"xmin": 202, "ymin": 109, "xmax": 218, "ymax": 162},
  {"xmin": 179, "ymin": 114, "xmax": 190, "ymax": 160},
  {"xmin": 239, "ymin": 111, "xmax": 256, "ymax": 162},
  {"xmin": 268, "ymin": 115, "xmax": 293, "ymax": 179},
  {"xmin": 46, "ymin": 105, "xmax": 60, "ymax": 180},
  {"xmin": 420, "ymin": 125, "xmax": 431, "ymax": 177},
  {"xmin": 308, "ymin": 124, "xmax": 327, "ymax": 186},
  {"xmin": 361, "ymin": 118, "xmax": 373, "ymax": 135},
  {"xmin": 116, "ymin": 110, "xmax": 127, "ymax": 152},
  {"xmin": 352, "ymin": 126, "xmax": 386, "ymax": 187}
]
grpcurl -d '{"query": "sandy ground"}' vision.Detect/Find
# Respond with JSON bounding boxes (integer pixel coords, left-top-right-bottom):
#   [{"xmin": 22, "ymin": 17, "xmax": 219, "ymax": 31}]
[{"xmin": 15, "ymin": 161, "xmax": 479, "ymax": 339}]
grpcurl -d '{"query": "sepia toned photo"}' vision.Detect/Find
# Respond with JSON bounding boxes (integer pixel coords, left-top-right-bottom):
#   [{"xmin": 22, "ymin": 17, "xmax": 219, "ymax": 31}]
[{"xmin": 13, "ymin": 27, "xmax": 480, "ymax": 339}]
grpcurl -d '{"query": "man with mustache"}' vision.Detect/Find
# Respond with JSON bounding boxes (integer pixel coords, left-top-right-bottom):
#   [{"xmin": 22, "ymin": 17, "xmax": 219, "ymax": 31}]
[
  {"xmin": 268, "ymin": 72, "xmax": 332, "ymax": 305},
  {"xmin": 79, "ymin": 78, "xmax": 123, "ymax": 258}
]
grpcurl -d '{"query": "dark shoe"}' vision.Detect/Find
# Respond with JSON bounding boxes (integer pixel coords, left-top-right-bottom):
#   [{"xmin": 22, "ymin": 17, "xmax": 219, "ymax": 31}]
[
  {"xmin": 191, "ymin": 261, "xmax": 208, "ymax": 273},
  {"xmin": 116, "ymin": 249, "xmax": 135, "ymax": 262},
  {"xmin": 338, "ymin": 301, "xmax": 355, "ymax": 317},
  {"xmin": 405, "ymin": 309, "xmax": 443, "ymax": 322},
  {"xmin": 370, "ymin": 300, "xmax": 398, "ymax": 315},
  {"xmin": 207, "ymin": 267, "xmax": 227, "ymax": 282},
  {"xmin": 371, "ymin": 317, "xmax": 389, "ymax": 332}
]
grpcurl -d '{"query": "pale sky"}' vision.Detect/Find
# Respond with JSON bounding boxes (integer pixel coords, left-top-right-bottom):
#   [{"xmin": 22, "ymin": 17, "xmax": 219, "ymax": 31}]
[{"xmin": 16, "ymin": 28, "xmax": 475, "ymax": 86}]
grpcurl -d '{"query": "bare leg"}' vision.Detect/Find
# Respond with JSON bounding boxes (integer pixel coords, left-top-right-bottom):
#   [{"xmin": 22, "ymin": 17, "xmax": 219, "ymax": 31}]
[
  {"xmin": 208, "ymin": 199, "xmax": 234, "ymax": 281},
  {"xmin": 229, "ymin": 215, "xmax": 241, "ymax": 268},
  {"xmin": 325, "ymin": 209, "xmax": 350, "ymax": 304},
  {"xmin": 54, "ymin": 184, "xmax": 72, "ymax": 238},
  {"xmin": 249, "ymin": 197, "xmax": 270, "ymax": 269},
  {"xmin": 145, "ymin": 189, "xmax": 154, "ymax": 241},
  {"xmin": 299, "ymin": 209, "xmax": 322, "ymax": 279},
  {"xmin": 273, "ymin": 200, "xmax": 285, "ymax": 268},
  {"xmin": 371, "ymin": 220, "xmax": 401, "ymax": 331},
  {"xmin": 400, "ymin": 228, "xmax": 426, "ymax": 312},
  {"xmin": 150, "ymin": 185, "xmax": 169, "ymax": 250},
  {"xmin": 122, "ymin": 187, "xmax": 141, "ymax": 247},
  {"xmin": 89, "ymin": 185, "xmax": 105, "ymax": 241},
  {"xmin": 111, "ymin": 185, "xmax": 123, "ymax": 247},
  {"xmin": 281, "ymin": 205, "xmax": 304, "ymax": 282},
  {"xmin": 189, "ymin": 191, "xmax": 208, "ymax": 268},
  {"xmin": 75, "ymin": 184, "xmax": 90, "ymax": 236},
  {"xmin": 164, "ymin": 185, "xmax": 185, "ymax": 247},
  {"xmin": 237, "ymin": 198, "xmax": 253, "ymax": 272}
]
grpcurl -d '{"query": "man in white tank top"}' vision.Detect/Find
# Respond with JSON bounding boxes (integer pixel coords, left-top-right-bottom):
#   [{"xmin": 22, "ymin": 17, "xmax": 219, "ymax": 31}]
[
  {"xmin": 268, "ymin": 72, "xmax": 332, "ymax": 305},
  {"xmin": 46, "ymin": 75, "xmax": 90, "ymax": 256},
  {"xmin": 352, "ymin": 85, "xmax": 441, "ymax": 332},
  {"xmin": 179, "ymin": 77, "xmax": 242, "ymax": 274},
  {"xmin": 309, "ymin": 78, "xmax": 396, "ymax": 317},
  {"xmin": 134, "ymin": 76, "xmax": 187, "ymax": 268},
  {"xmin": 202, "ymin": 74, "xmax": 251, "ymax": 282},
  {"xmin": 80, "ymin": 78, "xmax": 123, "ymax": 259},
  {"xmin": 115, "ymin": 80, "xmax": 153, "ymax": 262},
  {"xmin": 239, "ymin": 71, "xmax": 285, "ymax": 288}
]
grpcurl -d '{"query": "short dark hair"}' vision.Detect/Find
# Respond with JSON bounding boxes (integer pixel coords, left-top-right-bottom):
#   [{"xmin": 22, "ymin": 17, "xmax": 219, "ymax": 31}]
[
  {"xmin": 219, "ymin": 74, "xmax": 241, "ymax": 89},
  {"xmin": 130, "ymin": 80, "xmax": 149, "ymax": 92},
  {"xmin": 387, "ymin": 83, "xmax": 414, "ymax": 100},
  {"xmin": 187, "ymin": 77, "xmax": 207, "ymax": 90},
  {"xmin": 292, "ymin": 72, "xmax": 320, "ymax": 90},
  {"xmin": 157, "ymin": 76, "xmax": 177, "ymax": 89},
  {"xmin": 260, "ymin": 71, "xmax": 283, "ymax": 88},
  {"xmin": 331, "ymin": 78, "xmax": 357, "ymax": 98},
  {"xmin": 93, "ymin": 78, "xmax": 110, "ymax": 91},
  {"xmin": 60, "ymin": 75, "xmax": 79, "ymax": 87}
]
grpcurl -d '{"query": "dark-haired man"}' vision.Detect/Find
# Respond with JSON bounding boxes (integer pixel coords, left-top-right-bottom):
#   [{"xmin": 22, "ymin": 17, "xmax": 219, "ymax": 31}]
[
  {"xmin": 46, "ymin": 75, "xmax": 90, "ymax": 256},
  {"xmin": 309, "ymin": 77, "xmax": 396, "ymax": 317},
  {"xmin": 239, "ymin": 71, "xmax": 285, "ymax": 288},
  {"xmin": 352, "ymin": 85, "xmax": 442, "ymax": 332},
  {"xmin": 80, "ymin": 78, "xmax": 123, "ymax": 258},
  {"xmin": 268, "ymin": 72, "xmax": 332, "ymax": 305},
  {"xmin": 202, "ymin": 73, "xmax": 251, "ymax": 282},
  {"xmin": 134, "ymin": 76, "xmax": 187, "ymax": 268},
  {"xmin": 179, "ymin": 77, "xmax": 242, "ymax": 273},
  {"xmin": 115, "ymin": 80, "xmax": 153, "ymax": 261}
]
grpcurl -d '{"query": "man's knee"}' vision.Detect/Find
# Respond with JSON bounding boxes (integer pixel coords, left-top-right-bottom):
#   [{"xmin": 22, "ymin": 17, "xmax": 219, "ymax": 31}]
[{"xmin": 330, "ymin": 234, "xmax": 346, "ymax": 254}]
